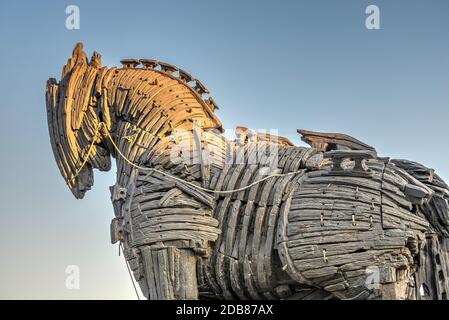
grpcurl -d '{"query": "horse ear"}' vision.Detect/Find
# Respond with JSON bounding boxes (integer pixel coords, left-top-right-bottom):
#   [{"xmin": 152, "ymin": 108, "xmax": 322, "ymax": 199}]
[
  {"xmin": 46, "ymin": 43, "xmax": 110, "ymax": 199},
  {"xmin": 61, "ymin": 42, "xmax": 88, "ymax": 79}
]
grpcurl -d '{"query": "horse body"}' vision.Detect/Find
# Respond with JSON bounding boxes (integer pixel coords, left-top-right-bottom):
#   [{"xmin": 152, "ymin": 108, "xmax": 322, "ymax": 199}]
[{"xmin": 46, "ymin": 43, "xmax": 449, "ymax": 300}]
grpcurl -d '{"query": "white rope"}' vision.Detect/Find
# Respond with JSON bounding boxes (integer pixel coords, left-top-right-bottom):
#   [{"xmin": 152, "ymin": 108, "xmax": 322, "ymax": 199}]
[
  {"xmin": 102, "ymin": 123, "xmax": 307, "ymax": 194},
  {"xmin": 68, "ymin": 122, "xmax": 309, "ymax": 194},
  {"xmin": 120, "ymin": 243, "xmax": 141, "ymax": 300},
  {"xmin": 66, "ymin": 123, "xmax": 102, "ymax": 187}
]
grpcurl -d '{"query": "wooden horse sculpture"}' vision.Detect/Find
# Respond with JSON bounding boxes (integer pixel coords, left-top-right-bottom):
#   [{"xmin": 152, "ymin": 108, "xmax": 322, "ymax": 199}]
[{"xmin": 46, "ymin": 43, "xmax": 449, "ymax": 300}]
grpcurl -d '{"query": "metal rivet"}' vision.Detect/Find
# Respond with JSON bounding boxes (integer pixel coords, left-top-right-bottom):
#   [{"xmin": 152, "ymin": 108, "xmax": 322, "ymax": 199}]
[{"xmin": 323, "ymin": 249, "xmax": 328, "ymax": 263}]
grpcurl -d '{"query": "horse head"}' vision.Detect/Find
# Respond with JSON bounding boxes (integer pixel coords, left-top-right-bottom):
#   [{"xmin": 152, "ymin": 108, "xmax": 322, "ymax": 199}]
[{"xmin": 45, "ymin": 43, "xmax": 111, "ymax": 198}]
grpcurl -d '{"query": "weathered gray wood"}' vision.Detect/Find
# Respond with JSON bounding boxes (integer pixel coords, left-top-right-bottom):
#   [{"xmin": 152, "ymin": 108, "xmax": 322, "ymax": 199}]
[
  {"xmin": 298, "ymin": 129, "xmax": 376, "ymax": 152},
  {"xmin": 45, "ymin": 43, "xmax": 449, "ymax": 300}
]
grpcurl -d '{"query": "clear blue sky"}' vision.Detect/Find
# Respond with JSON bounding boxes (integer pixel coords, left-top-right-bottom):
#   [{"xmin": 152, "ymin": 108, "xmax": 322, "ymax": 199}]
[{"xmin": 0, "ymin": 0, "xmax": 448, "ymax": 299}]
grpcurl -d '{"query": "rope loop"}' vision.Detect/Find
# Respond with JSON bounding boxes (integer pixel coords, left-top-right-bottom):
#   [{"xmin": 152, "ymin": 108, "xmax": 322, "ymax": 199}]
[
  {"xmin": 68, "ymin": 122, "xmax": 308, "ymax": 195},
  {"xmin": 67, "ymin": 122, "xmax": 103, "ymax": 187}
]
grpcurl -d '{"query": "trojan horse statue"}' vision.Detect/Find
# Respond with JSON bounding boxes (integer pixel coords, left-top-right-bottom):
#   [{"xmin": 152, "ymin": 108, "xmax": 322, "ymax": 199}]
[{"xmin": 46, "ymin": 43, "xmax": 449, "ymax": 300}]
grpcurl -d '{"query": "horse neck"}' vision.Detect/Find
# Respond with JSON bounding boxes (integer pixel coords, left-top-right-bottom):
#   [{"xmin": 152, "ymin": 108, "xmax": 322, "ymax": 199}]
[{"xmin": 102, "ymin": 67, "xmax": 222, "ymax": 187}]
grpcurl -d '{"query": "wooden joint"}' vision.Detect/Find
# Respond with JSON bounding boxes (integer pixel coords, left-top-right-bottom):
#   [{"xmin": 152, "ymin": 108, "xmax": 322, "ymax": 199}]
[
  {"xmin": 179, "ymin": 69, "xmax": 194, "ymax": 83},
  {"xmin": 139, "ymin": 59, "xmax": 159, "ymax": 69},
  {"xmin": 322, "ymin": 249, "xmax": 328, "ymax": 263},
  {"xmin": 205, "ymin": 97, "xmax": 219, "ymax": 111},
  {"xmin": 159, "ymin": 62, "xmax": 179, "ymax": 74},
  {"xmin": 193, "ymin": 79, "xmax": 209, "ymax": 95},
  {"xmin": 111, "ymin": 184, "xmax": 127, "ymax": 202},
  {"xmin": 324, "ymin": 149, "xmax": 377, "ymax": 177},
  {"xmin": 120, "ymin": 59, "xmax": 141, "ymax": 69},
  {"xmin": 110, "ymin": 217, "xmax": 124, "ymax": 244}
]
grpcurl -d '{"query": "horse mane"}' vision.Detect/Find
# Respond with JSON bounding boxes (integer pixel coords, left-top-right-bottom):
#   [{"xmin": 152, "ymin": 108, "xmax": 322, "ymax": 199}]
[{"xmin": 102, "ymin": 57, "xmax": 223, "ymax": 134}]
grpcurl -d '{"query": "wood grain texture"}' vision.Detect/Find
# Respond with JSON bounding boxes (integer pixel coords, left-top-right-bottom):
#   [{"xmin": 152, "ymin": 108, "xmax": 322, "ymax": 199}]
[{"xmin": 45, "ymin": 43, "xmax": 449, "ymax": 300}]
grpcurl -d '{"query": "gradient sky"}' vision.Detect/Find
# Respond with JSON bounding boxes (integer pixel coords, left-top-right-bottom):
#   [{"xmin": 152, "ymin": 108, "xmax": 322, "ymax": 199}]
[{"xmin": 0, "ymin": 0, "xmax": 448, "ymax": 299}]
